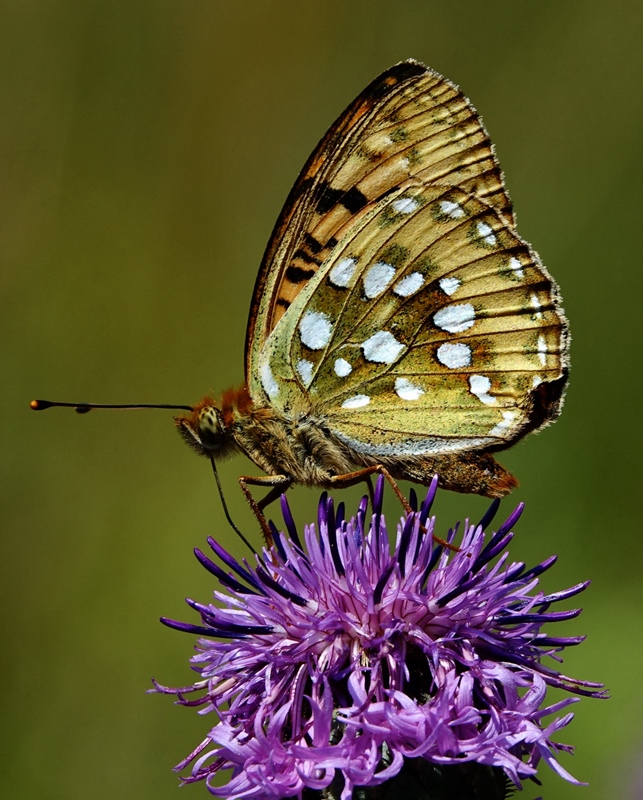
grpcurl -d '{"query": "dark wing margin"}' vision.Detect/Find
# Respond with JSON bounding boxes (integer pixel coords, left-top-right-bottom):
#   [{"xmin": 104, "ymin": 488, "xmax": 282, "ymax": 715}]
[{"xmin": 244, "ymin": 60, "xmax": 427, "ymax": 377}]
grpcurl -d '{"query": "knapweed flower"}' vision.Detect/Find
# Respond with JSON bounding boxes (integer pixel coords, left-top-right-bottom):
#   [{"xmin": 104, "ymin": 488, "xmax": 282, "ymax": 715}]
[{"xmin": 154, "ymin": 477, "xmax": 605, "ymax": 799}]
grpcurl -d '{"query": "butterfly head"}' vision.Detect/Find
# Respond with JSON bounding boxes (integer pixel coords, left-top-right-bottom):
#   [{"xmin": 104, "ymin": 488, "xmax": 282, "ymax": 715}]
[
  {"xmin": 175, "ymin": 396, "xmax": 237, "ymax": 459},
  {"xmin": 175, "ymin": 388, "xmax": 253, "ymax": 459}
]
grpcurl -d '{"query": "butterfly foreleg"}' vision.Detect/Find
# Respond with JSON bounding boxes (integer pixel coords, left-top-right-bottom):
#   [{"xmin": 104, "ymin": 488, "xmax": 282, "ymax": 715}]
[{"xmin": 238, "ymin": 474, "xmax": 292, "ymax": 547}]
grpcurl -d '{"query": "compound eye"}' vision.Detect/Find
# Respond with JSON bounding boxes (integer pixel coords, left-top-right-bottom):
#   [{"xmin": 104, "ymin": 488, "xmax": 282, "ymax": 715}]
[{"xmin": 198, "ymin": 407, "xmax": 222, "ymax": 445}]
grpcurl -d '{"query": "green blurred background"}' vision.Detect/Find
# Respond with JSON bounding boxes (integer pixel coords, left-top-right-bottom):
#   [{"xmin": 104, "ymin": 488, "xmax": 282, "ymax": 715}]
[{"xmin": 3, "ymin": 1, "xmax": 643, "ymax": 798}]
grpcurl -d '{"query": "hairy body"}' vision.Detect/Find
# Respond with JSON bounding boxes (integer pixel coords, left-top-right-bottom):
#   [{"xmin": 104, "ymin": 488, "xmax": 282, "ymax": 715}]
[{"xmin": 176, "ymin": 388, "xmax": 517, "ymax": 498}]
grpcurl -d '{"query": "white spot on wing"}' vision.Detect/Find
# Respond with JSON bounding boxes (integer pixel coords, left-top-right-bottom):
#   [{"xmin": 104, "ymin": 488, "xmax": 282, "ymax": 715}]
[
  {"xmin": 434, "ymin": 303, "xmax": 476, "ymax": 333},
  {"xmin": 392, "ymin": 197, "xmax": 419, "ymax": 214},
  {"xmin": 334, "ymin": 358, "xmax": 352, "ymax": 377},
  {"xmin": 342, "ymin": 394, "xmax": 370, "ymax": 409},
  {"xmin": 439, "ymin": 276, "xmax": 461, "ymax": 296},
  {"xmin": 296, "ymin": 359, "xmax": 314, "ymax": 387},
  {"xmin": 532, "ymin": 375, "xmax": 543, "ymax": 388},
  {"xmin": 260, "ymin": 362, "xmax": 279, "ymax": 398},
  {"xmin": 440, "ymin": 200, "xmax": 465, "ymax": 219},
  {"xmin": 530, "ymin": 293, "xmax": 543, "ymax": 319},
  {"xmin": 437, "ymin": 342, "xmax": 471, "ymax": 369},
  {"xmin": 509, "ymin": 257, "xmax": 525, "ymax": 279},
  {"xmin": 489, "ymin": 410, "xmax": 517, "ymax": 437},
  {"xmin": 363, "ymin": 262, "xmax": 396, "ymax": 299},
  {"xmin": 393, "ymin": 272, "xmax": 424, "ymax": 297},
  {"xmin": 469, "ymin": 374, "xmax": 496, "ymax": 405},
  {"xmin": 329, "ymin": 257, "xmax": 357, "ymax": 288},
  {"xmin": 362, "ymin": 330, "xmax": 405, "ymax": 364},
  {"xmin": 395, "ymin": 378, "xmax": 424, "ymax": 401},
  {"xmin": 537, "ymin": 335, "xmax": 547, "ymax": 366},
  {"xmin": 477, "ymin": 220, "xmax": 497, "ymax": 246},
  {"xmin": 299, "ymin": 310, "xmax": 333, "ymax": 350}
]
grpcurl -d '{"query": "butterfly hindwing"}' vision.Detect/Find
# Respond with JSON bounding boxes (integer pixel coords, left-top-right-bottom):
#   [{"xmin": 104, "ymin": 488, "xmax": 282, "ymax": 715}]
[{"xmin": 255, "ymin": 181, "xmax": 566, "ymax": 457}]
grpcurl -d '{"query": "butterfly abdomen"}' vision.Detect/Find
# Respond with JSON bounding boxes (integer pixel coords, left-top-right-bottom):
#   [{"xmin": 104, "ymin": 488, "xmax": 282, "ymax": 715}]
[{"xmin": 378, "ymin": 451, "xmax": 519, "ymax": 498}]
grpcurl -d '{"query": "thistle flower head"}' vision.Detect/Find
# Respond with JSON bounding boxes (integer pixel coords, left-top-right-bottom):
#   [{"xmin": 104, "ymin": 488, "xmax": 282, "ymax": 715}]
[{"xmin": 155, "ymin": 477, "xmax": 605, "ymax": 799}]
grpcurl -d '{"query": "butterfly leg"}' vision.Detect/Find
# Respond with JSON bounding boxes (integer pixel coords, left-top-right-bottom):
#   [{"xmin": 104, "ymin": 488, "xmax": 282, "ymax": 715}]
[
  {"xmin": 328, "ymin": 465, "xmax": 454, "ymax": 550},
  {"xmin": 327, "ymin": 464, "xmax": 412, "ymax": 512},
  {"xmin": 238, "ymin": 474, "xmax": 292, "ymax": 546}
]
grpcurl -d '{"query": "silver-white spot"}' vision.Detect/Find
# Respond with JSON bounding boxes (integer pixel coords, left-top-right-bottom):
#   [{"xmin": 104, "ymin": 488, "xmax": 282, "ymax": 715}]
[
  {"xmin": 363, "ymin": 262, "xmax": 396, "ymax": 299},
  {"xmin": 296, "ymin": 359, "xmax": 314, "ymax": 387},
  {"xmin": 299, "ymin": 310, "xmax": 333, "ymax": 350},
  {"xmin": 329, "ymin": 257, "xmax": 357, "ymax": 288},
  {"xmin": 395, "ymin": 377, "xmax": 424, "ymax": 401},
  {"xmin": 362, "ymin": 330, "xmax": 405, "ymax": 364},
  {"xmin": 509, "ymin": 257, "xmax": 525, "ymax": 279},
  {"xmin": 440, "ymin": 200, "xmax": 465, "ymax": 219},
  {"xmin": 334, "ymin": 358, "xmax": 352, "ymax": 377},
  {"xmin": 434, "ymin": 303, "xmax": 476, "ymax": 333},
  {"xmin": 393, "ymin": 272, "xmax": 424, "ymax": 297},
  {"xmin": 392, "ymin": 197, "xmax": 419, "ymax": 214},
  {"xmin": 439, "ymin": 276, "xmax": 461, "ymax": 296},
  {"xmin": 437, "ymin": 342, "xmax": 471, "ymax": 369},
  {"xmin": 537, "ymin": 335, "xmax": 547, "ymax": 366},
  {"xmin": 342, "ymin": 394, "xmax": 370, "ymax": 409},
  {"xmin": 469, "ymin": 374, "xmax": 496, "ymax": 406},
  {"xmin": 530, "ymin": 293, "xmax": 543, "ymax": 319},
  {"xmin": 260, "ymin": 362, "xmax": 279, "ymax": 398},
  {"xmin": 477, "ymin": 220, "xmax": 497, "ymax": 246},
  {"xmin": 532, "ymin": 375, "xmax": 543, "ymax": 389},
  {"xmin": 489, "ymin": 410, "xmax": 517, "ymax": 437}
]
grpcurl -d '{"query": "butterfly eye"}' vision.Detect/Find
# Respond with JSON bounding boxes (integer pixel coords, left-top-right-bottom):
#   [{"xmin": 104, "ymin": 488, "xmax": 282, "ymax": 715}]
[{"xmin": 198, "ymin": 407, "xmax": 224, "ymax": 446}]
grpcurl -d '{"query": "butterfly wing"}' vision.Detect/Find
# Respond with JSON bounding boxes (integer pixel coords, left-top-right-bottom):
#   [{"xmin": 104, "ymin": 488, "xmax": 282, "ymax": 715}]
[
  {"xmin": 246, "ymin": 60, "xmax": 568, "ymax": 473},
  {"xmin": 246, "ymin": 60, "xmax": 516, "ymax": 391},
  {"xmin": 255, "ymin": 181, "xmax": 567, "ymax": 457}
]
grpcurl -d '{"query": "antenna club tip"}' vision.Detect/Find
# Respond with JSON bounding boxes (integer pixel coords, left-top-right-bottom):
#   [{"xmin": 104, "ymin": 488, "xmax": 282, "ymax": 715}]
[{"xmin": 30, "ymin": 399, "xmax": 47, "ymax": 410}]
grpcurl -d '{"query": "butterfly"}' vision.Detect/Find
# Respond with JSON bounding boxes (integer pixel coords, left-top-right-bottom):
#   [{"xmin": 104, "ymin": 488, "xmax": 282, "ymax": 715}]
[{"xmin": 175, "ymin": 59, "xmax": 569, "ymax": 504}]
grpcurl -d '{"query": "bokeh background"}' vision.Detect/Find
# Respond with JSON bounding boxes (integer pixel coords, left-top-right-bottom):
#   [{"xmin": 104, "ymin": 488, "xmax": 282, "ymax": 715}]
[{"xmin": 3, "ymin": 2, "xmax": 643, "ymax": 798}]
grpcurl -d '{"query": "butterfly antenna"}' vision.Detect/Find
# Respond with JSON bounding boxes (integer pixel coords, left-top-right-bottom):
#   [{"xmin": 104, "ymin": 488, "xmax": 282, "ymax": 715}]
[
  {"xmin": 30, "ymin": 399, "xmax": 194, "ymax": 413},
  {"xmin": 209, "ymin": 457, "xmax": 257, "ymax": 556}
]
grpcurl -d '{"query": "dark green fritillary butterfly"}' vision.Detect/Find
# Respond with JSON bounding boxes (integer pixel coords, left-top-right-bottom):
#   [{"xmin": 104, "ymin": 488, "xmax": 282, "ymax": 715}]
[
  {"xmin": 174, "ymin": 59, "xmax": 568, "ymax": 501},
  {"xmin": 33, "ymin": 60, "xmax": 568, "ymax": 507}
]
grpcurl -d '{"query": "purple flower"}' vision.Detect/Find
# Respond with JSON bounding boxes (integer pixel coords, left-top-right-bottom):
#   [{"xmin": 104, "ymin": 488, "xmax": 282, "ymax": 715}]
[{"xmin": 154, "ymin": 477, "xmax": 605, "ymax": 799}]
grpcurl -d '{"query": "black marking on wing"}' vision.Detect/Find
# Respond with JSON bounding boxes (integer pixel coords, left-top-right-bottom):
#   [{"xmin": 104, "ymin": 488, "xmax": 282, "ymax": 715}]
[
  {"xmin": 285, "ymin": 265, "xmax": 316, "ymax": 283},
  {"xmin": 363, "ymin": 61, "xmax": 426, "ymax": 102},
  {"xmin": 316, "ymin": 184, "xmax": 345, "ymax": 214},
  {"xmin": 292, "ymin": 248, "xmax": 322, "ymax": 265},
  {"xmin": 341, "ymin": 187, "xmax": 368, "ymax": 214},
  {"xmin": 303, "ymin": 233, "xmax": 323, "ymax": 254}
]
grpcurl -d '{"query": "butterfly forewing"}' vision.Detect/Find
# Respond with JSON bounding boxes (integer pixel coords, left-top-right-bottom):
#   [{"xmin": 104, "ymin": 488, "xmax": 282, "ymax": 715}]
[{"xmin": 246, "ymin": 61, "xmax": 517, "ymax": 384}]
